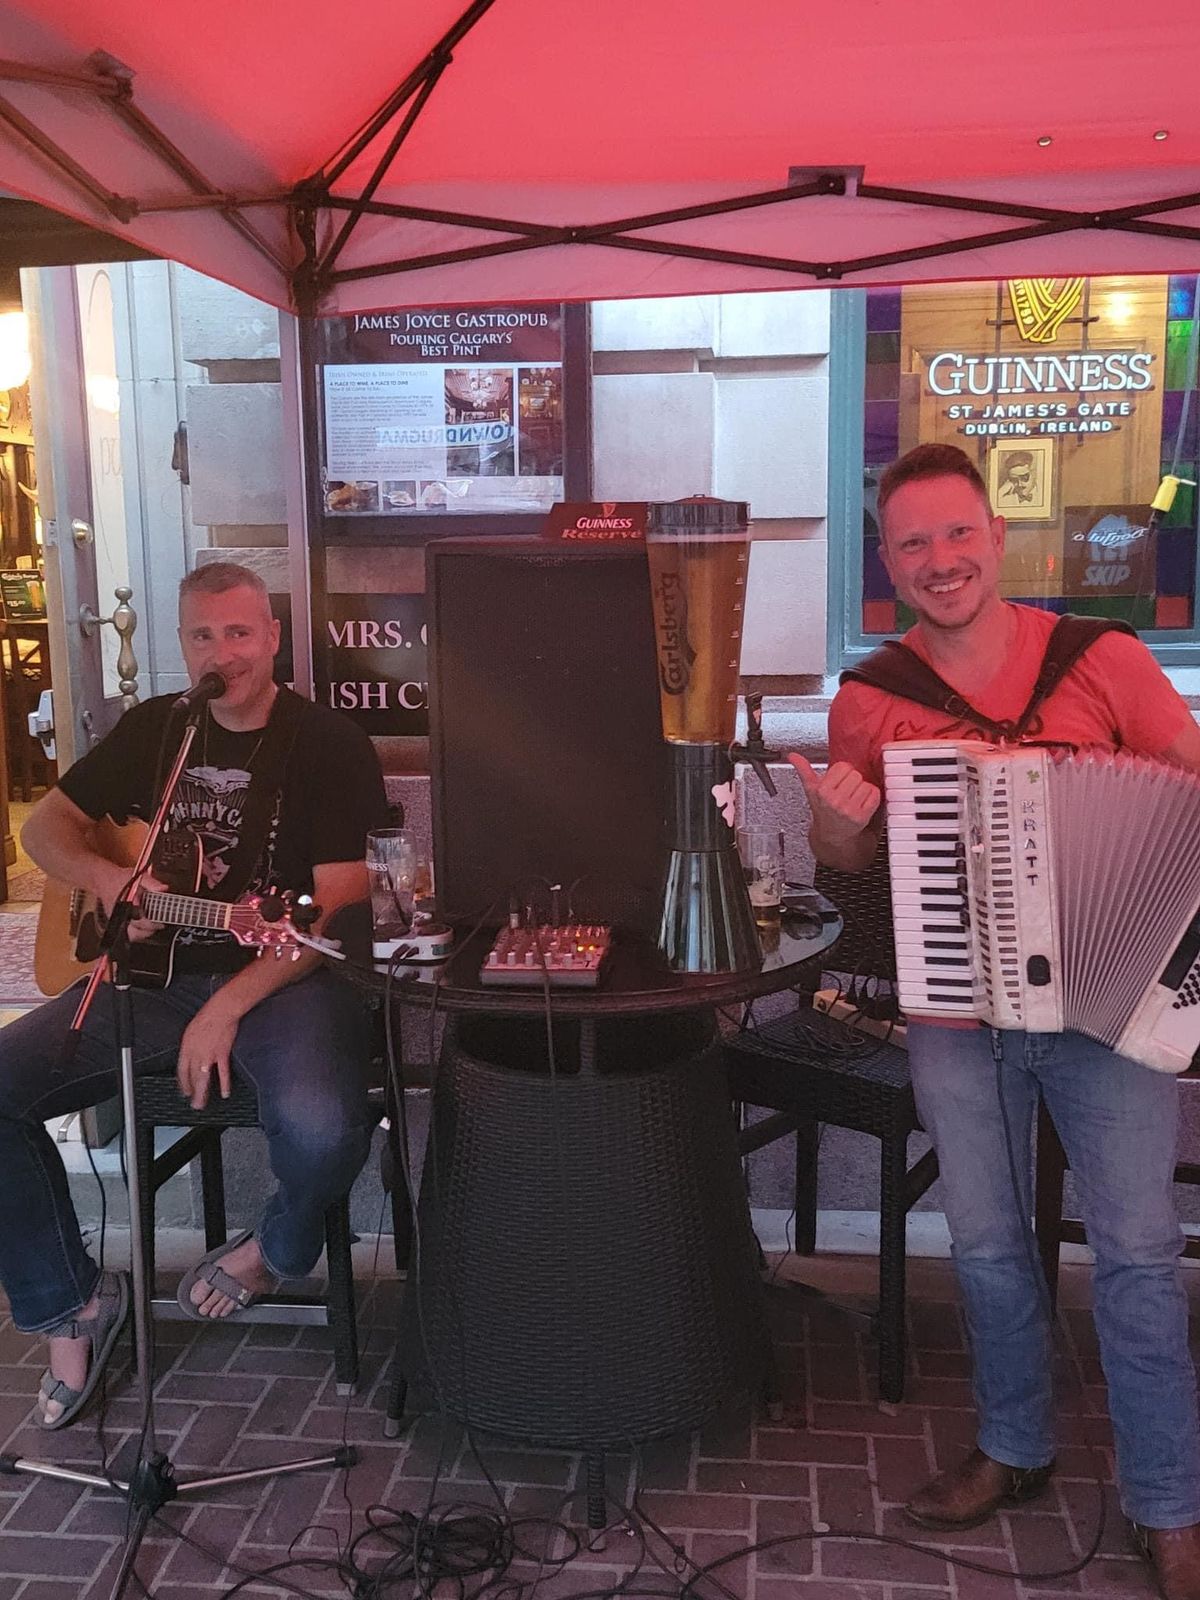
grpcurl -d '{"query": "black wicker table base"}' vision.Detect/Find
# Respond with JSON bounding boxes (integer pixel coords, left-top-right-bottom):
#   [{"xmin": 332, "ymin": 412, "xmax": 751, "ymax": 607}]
[{"xmin": 388, "ymin": 1014, "xmax": 771, "ymax": 1525}]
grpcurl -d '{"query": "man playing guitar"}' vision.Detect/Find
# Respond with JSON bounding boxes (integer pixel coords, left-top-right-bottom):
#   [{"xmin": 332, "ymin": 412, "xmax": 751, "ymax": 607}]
[{"xmin": 1, "ymin": 561, "xmax": 387, "ymax": 1428}]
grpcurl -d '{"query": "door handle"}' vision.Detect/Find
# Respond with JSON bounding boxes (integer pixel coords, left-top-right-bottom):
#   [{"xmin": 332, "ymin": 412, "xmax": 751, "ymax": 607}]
[
  {"xmin": 79, "ymin": 585, "xmax": 139, "ymax": 708},
  {"xmin": 27, "ymin": 688, "xmax": 56, "ymax": 760}
]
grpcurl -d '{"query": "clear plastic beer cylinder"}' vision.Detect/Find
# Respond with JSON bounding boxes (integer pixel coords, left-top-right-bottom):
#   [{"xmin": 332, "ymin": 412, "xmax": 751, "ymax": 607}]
[
  {"xmin": 645, "ymin": 495, "xmax": 760, "ymax": 973},
  {"xmin": 644, "ymin": 496, "xmax": 750, "ymax": 747}
]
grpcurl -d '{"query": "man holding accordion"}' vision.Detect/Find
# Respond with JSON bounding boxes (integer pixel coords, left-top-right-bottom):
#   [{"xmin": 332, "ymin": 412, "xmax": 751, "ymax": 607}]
[{"xmin": 792, "ymin": 443, "xmax": 1200, "ymax": 1600}]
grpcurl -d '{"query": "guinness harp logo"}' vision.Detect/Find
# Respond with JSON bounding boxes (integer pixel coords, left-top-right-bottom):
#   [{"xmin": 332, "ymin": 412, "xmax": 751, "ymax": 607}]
[{"xmin": 1007, "ymin": 278, "xmax": 1086, "ymax": 344}]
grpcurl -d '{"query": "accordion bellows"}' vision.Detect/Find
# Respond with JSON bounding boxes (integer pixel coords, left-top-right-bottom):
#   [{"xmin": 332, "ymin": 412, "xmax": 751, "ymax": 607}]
[{"xmin": 883, "ymin": 741, "xmax": 1200, "ymax": 1073}]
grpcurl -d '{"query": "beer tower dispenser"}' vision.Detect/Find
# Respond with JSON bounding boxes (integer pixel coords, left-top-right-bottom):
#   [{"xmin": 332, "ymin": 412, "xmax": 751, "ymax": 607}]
[{"xmin": 645, "ymin": 495, "xmax": 762, "ymax": 973}]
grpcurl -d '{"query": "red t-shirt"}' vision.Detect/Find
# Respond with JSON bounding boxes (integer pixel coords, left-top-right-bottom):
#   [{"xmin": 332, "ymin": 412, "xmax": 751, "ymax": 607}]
[{"xmin": 831, "ymin": 603, "xmax": 1193, "ymax": 791}]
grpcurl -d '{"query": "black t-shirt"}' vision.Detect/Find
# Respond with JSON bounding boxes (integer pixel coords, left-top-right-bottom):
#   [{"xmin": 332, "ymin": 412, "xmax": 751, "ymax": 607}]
[{"xmin": 59, "ymin": 691, "xmax": 389, "ymax": 972}]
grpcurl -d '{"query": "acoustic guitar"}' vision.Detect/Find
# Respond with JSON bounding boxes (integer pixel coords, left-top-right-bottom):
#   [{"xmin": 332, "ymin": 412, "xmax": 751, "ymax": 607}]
[{"xmin": 34, "ymin": 819, "xmax": 303, "ymax": 996}]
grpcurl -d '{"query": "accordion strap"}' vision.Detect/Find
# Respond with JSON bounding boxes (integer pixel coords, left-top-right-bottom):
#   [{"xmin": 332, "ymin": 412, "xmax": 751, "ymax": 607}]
[{"xmin": 840, "ymin": 614, "xmax": 1136, "ymax": 743}]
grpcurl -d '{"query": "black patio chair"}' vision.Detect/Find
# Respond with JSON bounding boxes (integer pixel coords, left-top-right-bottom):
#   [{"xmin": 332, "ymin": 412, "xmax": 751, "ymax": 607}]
[
  {"xmin": 133, "ymin": 1012, "xmax": 414, "ymax": 1392},
  {"xmin": 723, "ymin": 843, "xmax": 939, "ymax": 1403}
]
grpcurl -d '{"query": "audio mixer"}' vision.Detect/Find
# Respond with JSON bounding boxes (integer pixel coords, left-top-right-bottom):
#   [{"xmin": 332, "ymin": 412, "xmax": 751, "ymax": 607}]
[{"xmin": 480, "ymin": 924, "xmax": 612, "ymax": 987}]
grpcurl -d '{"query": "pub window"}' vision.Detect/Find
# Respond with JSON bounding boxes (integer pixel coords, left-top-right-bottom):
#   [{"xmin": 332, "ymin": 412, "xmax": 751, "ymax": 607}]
[{"xmin": 834, "ymin": 277, "xmax": 1200, "ymax": 667}]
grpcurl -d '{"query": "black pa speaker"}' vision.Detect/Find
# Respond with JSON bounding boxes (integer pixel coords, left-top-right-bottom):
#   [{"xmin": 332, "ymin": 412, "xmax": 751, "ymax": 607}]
[{"xmin": 427, "ymin": 538, "xmax": 670, "ymax": 932}]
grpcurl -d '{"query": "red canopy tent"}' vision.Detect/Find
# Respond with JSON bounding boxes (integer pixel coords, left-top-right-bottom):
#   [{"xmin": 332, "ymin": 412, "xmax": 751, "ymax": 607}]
[{"xmin": 0, "ymin": 0, "xmax": 1197, "ymax": 312}]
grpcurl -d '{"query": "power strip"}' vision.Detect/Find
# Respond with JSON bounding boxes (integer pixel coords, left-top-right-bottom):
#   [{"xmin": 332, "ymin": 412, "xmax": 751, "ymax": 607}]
[
  {"xmin": 480, "ymin": 924, "xmax": 611, "ymax": 987},
  {"xmin": 373, "ymin": 924, "xmax": 454, "ymax": 964}
]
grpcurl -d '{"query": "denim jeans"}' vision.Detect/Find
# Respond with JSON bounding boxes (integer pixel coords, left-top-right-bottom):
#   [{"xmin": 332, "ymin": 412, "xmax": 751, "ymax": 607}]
[
  {"xmin": 907, "ymin": 1020, "xmax": 1200, "ymax": 1528},
  {"xmin": 0, "ymin": 968, "xmax": 375, "ymax": 1333}
]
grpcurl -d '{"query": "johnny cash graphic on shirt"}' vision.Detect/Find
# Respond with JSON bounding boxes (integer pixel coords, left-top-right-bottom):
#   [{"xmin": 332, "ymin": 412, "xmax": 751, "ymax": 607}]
[{"xmin": 170, "ymin": 760, "xmax": 253, "ymax": 892}]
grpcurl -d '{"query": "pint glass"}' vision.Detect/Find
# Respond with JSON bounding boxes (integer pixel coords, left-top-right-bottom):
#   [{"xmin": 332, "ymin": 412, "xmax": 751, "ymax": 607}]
[
  {"xmin": 644, "ymin": 496, "xmax": 750, "ymax": 746},
  {"xmin": 366, "ymin": 828, "xmax": 418, "ymax": 942}
]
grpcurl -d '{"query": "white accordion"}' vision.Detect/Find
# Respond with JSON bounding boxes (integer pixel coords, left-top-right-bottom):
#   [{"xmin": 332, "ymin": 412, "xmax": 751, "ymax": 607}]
[{"xmin": 882, "ymin": 740, "xmax": 1200, "ymax": 1073}]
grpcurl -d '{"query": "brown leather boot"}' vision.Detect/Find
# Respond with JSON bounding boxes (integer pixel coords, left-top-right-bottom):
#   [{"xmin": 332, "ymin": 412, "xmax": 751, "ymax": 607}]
[
  {"xmin": 1131, "ymin": 1521, "xmax": 1200, "ymax": 1600},
  {"xmin": 905, "ymin": 1447, "xmax": 1055, "ymax": 1531}
]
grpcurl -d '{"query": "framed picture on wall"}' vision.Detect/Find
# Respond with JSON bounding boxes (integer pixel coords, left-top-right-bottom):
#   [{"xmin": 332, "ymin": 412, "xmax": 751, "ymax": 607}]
[{"xmin": 987, "ymin": 437, "xmax": 1056, "ymax": 522}]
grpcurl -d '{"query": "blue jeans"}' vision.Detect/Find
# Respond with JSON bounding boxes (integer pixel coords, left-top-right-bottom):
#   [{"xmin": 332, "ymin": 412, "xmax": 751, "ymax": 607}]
[
  {"xmin": 0, "ymin": 969, "xmax": 375, "ymax": 1333},
  {"xmin": 907, "ymin": 1021, "xmax": 1200, "ymax": 1528}
]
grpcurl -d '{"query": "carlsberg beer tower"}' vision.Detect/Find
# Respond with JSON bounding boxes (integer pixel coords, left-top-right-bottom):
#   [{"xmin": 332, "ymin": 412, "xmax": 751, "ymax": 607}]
[{"xmin": 645, "ymin": 496, "xmax": 760, "ymax": 972}]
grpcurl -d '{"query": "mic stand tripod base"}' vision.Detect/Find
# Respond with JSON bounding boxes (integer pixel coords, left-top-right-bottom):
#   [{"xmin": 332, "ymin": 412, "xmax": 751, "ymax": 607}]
[{"xmin": 0, "ymin": 1440, "xmax": 359, "ymax": 1599}]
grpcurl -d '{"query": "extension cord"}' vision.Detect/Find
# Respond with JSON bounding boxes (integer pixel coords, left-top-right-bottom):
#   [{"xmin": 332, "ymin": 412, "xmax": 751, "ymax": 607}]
[{"xmin": 814, "ymin": 989, "xmax": 908, "ymax": 1049}]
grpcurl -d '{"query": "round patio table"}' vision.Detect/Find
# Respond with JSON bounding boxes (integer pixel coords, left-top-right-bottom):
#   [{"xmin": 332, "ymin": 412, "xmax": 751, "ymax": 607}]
[{"xmin": 337, "ymin": 904, "xmax": 842, "ymax": 1524}]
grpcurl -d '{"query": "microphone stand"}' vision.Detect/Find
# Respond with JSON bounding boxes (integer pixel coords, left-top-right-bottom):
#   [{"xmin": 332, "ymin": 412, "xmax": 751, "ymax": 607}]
[{"xmin": 0, "ymin": 710, "xmax": 356, "ymax": 1600}]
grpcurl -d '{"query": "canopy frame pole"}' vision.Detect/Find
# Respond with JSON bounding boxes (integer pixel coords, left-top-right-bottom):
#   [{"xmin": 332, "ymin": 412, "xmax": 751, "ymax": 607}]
[
  {"xmin": 0, "ymin": 93, "xmax": 137, "ymax": 220},
  {"xmin": 330, "ymin": 233, "xmax": 580, "ymax": 285},
  {"xmin": 312, "ymin": 0, "xmax": 497, "ymax": 190},
  {"xmin": 322, "ymin": 193, "xmax": 559, "ymax": 236},
  {"xmin": 319, "ymin": 176, "xmax": 836, "ymax": 238},
  {"xmin": 1104, "ymin": 192, "xmax": 1200, "ymax": 222},
  {"xmin": 291, "ymin": 189, "xmax": 324, "ymax": 317},
  {"xmin": 0, "ymin": 59, "xmax": 124, "ymax": 96},
  {"xmin": 0, "ymin": 49, "xmax": 288, "ymax": 275},
  {"xmin": 315, "ymin": 54, "xmax": 451, "ymax": 282},
  {"xmin": 133, "ymin": 192, "xmax": 289, "ymax": 214},
  {"xmin": 107, "ymin": 93, "xmax": 290, "ymax": 274},
  {"xmin": 320, "ymin": 181, "xmax": 1200, "ymax": 291},
  {"xmin": 1119, "ymin": 218, "xmax": 1200, "ymax": 242}
]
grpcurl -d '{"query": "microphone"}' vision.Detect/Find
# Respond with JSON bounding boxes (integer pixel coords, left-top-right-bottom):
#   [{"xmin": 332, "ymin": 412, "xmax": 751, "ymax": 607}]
[{"xmin": 173, "ymin": 672, "xmax": 227, "ymax": 712}]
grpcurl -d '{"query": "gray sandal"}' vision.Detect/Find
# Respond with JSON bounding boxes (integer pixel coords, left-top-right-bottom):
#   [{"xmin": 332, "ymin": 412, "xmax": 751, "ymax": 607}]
[
  {"xmin": 37, "ymin": 1269, "xmax": 130, "ymax": 1431},
  {"xmin": 176, "ymin": 1230, "xmax": 277, "ymax": 1322}
]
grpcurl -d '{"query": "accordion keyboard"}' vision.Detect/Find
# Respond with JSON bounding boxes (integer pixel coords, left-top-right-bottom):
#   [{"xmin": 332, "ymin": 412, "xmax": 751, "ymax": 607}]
[{"xmin": 882, "ymin": 744, "xmax": 977, "ymax": 1018}]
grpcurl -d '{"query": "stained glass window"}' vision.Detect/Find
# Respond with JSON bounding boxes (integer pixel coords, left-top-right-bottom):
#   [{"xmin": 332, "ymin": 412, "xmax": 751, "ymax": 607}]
[{"xmin": 857, "ymin": 276, "xmax": 1200, "ymax": 643}]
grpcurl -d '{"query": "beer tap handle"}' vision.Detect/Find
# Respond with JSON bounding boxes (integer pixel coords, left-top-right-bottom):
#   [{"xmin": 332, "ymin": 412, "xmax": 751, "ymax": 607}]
[
  {"xmin": 731, "ymin": 691, "xmax": 780, "ymax": 797},
  {"xmin": 745, "ymin": 757, "xmax": 778, "ymax": 798}
]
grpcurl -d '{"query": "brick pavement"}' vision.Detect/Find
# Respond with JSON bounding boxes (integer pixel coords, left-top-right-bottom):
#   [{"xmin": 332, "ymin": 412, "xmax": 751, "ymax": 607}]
[{"xmin": 0, "ymin": 1250, "xmax": 1189, "ymax": 1600}]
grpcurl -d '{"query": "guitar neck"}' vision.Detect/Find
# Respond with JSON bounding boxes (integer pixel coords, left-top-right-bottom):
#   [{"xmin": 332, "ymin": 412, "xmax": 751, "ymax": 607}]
[{"xmin": 138, "ymin": 890, "xmax": 233, "ymax": 932}]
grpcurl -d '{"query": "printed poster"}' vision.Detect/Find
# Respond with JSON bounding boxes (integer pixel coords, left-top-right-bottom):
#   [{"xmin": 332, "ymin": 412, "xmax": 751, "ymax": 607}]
[{"xmin": 320, "ymin": 304, "xmax": 564, "ymax": 517}]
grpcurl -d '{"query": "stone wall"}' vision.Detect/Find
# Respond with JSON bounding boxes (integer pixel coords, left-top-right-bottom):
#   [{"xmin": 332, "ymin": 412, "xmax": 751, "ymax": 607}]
[{"xmin": 592, "ymin": 292, "xmax": 830, "ymax": 678}]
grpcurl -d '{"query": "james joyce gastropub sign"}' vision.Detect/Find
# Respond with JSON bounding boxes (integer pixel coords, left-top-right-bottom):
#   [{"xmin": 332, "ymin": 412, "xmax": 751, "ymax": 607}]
[{"xmin": 319, "ymin": 304, "xmax": 566, "ymax": 517}]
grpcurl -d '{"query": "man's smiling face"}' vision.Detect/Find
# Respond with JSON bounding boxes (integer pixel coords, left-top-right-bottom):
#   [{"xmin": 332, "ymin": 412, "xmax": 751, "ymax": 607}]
[
  {"xmin": 880, "ymin": 473, "xmax": 1006, "ymax": 635},
  {"xmin": 178, "ymin": 582, "xmax": 280, "ymax": 727}
]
